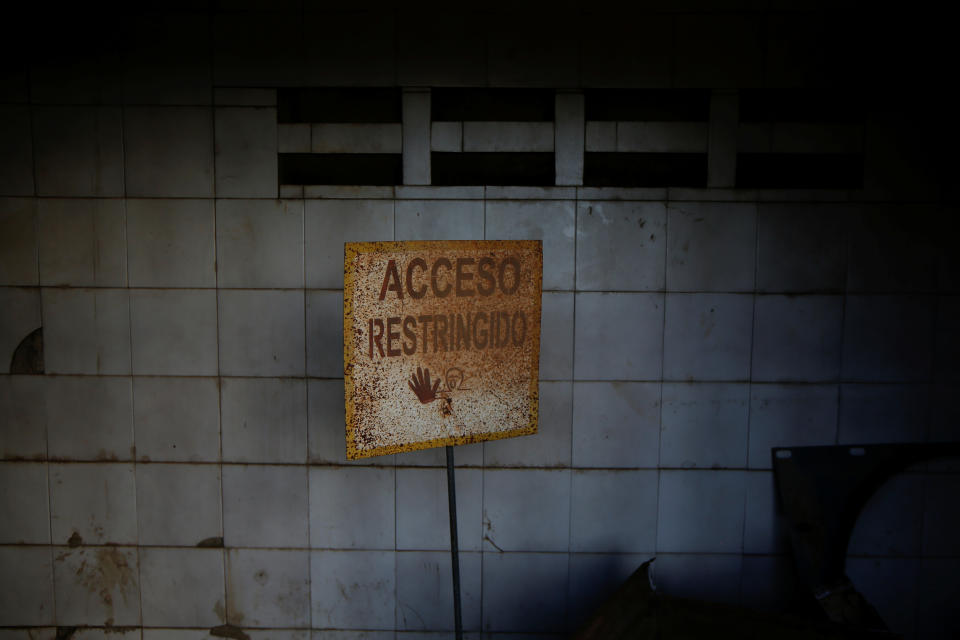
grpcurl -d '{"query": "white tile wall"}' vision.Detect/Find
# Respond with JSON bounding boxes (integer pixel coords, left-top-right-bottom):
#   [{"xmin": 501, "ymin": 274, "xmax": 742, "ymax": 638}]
[
  {"xmin": 310, "ymin": 467, "xmax": 395, "ymax": 550},
  {"xmin": 216, "ymin": 199, "xmax": 303, "ymax": 288},
  {"xmin": 127, "ymin": 199, "xmax": 217, "ymax": 288},
  {"xmin": 0, "ymin": 287, "xmax": 40, "ymax": 369},
  {"xmin": 0, "ymin": 547, "xmax": 53, "ymax": 625},
  {"xmin": 395, "ymin": 200, "xmax": 483, "ymax": 241},
  {"xmin": 576, "ymin": 202, "xmax": 666, "ymax": 291},
  {"xmin": 396, "ymin": 467, "xmax": 482, "ymax": 552},
  {"xmin": 572, "ymin": 382, "xmax": 660, "ymax": 469},
  {"xmin": 218, "ymin": 290, "xmax": 306, "ymax": 376},
  {"xmin": 660, "ymin": 383, "xmax": 749, "ymax": 469},
  {"xmin": 49, "ymin": 463, "xmax": 137, "ymax": 545},
  {"xmin": 124, "ymin": 107, "xmax": 214, "ymax": 197},
  {"xmin": 33, "ymin": 107, "xmax": 124, "ymax": 197},
  {"xmin": 657, "ymin": 470, "xmax": 746, "ymax": 553},
  {"xmin": 396, "ymin": 551, "xmax": 482, "ymax": 631},
  {"xmin": 567, "ymin": 553, "xmax": 652, "ymax": 631},
  {"xmin": 742, "ymin": 471, "xmax": 788, "ymax": 554},
  {"xmin": 304, "ymin": 200, "xmax": 394, "ymax": 289},
  {"xmin": 140, "ymin": 548, "xmax": 226, "ymax": 627},
  {"xmin": 38, "ymin": 199, "xmax": 126, "ymax": 287},
  {"xmin": 227, "ymin": 549, "xmax": 311, "ymax": 627},
  {"xmin": 306, "ymin": 290, "xmax": 344, "ymax": 378},
  {"xmin": 130, "ymin": 289, "xmax": 219, "ymax": 375},
  {"xmin": 838, "ymin": 384, "xmax": 930, "ymax": 444},
  {"xmin": 221, "ymin": 377, "xmax": 307, "ymax": 463},
  {"xmin": 747, "ymin": 384, "xmax": 838, "ymax": 468},
  {"xmin": 756, "ymin": 204, "xmax": 847, "ymax": 293},
  {"xmin": 482, "ymin": 469, "xmax": 570, "ymax": 552},
  {"xmin": 666, "ymin": 203, "xmax": 756, "ymax": 292},
  {"xmin": 41, "ymin": 289, "xmax": 131, "ymax": 375},
  {"xmin": 574, "ymin": 293, "xmax": 664, "ymax": 380},
  {"xmin": 46, "ymin": 376, "xmax": 132, "ymax": 460},
  {"xmin": 481, "ymin": 553, "xmax": 568, "ymax": 633},
  {"xmin": 0, "ymin": 462, "xmax": 50, "ymax": 543},
  {"xmin": 842, "ymin": 295, "xmax": 936, "ymax": 382},
  {"xmin": 484, "ymin": 381, "xmax": 571, "ymax": 468},
  {"xmin": 133, "ymin": 377, "xmax": 220, "ymax": 462},
  {"xmin": 570, "ymin": 470, "xmax": 657, "ymax": 552},
  {"xmin": 215, "ymin": 107, "xmax": 279, "ymax": 197},
  {"xmin": 0, "ymin": 376, "xmax": 46, "ymax": 459},
  {"xmin": 752, "ymin": 295, "xmax": 843, "ymax": 381},
  {"xmin": 485, "ymin": 200, "xmax": 575, "ymax": 291},
  {"xmin": 0, "ymin": 198, "xmax": 38, "ymax": 285},
  {"xmin": 311, "ymin": 550, "xmax": 396, "ymax": 630},
  {"xmin": 222, "ymin": 465, "xmax": 309, "ymax": 548},
  {"xmin": 136, "ymin": 463, "xmax": 222, "ymax": 546},
  {"xmin": 663, "ymin": 293, "xmax": 753, "ymax": 381}
]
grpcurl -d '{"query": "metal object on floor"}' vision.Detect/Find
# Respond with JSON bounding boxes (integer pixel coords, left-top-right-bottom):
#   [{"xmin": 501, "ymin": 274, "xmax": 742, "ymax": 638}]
[{"xmin": 772, "ymin": 442, "xmax": 960, "ymax": 630}]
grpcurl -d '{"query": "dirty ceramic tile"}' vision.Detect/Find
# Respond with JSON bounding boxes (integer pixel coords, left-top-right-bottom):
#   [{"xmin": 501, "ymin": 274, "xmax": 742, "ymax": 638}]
[
  {"xmin": 663, "ymin": 293, "xmax": 753, "ymax": 381},
  {"xmin": 666, "ymin": 202, "xmax": 756, "ymax": 292},
  {"xmin": 41, "ymin": 289, "xmax": 131, "ymax": 375},
  {"xmin": 572, "ymin": 382, "xmax": 660, "ymax": 469},
  {"xmin": 395, "ymin": 200, "xmax": 483, "ymax": 241},
  {"xmin": 482, "ymin": 553, "xmax": 568, "ymax": 633},
  {"xmin": 482, "ymin": 469, "xmax": 570, "ymax": 552},
  {"xmin": 752, "ymin": 295, "xmax": 843, "ymax": 381},
  {"xmin": 0, "ymin": 547, "xmax": 54, "ymax": 625},
  {"xmin": 52, "ymin": 546, "xmax": 139, "ymax": 626},
  {"xmin": 33, "ymin": 106, "xmax": 124, "ymax": 197},
  {"xmin": 130, "ymin": 289, "xmax": 218, "ymax": 376},
  {"xmin": 570, "ymin": 470, "xmax": 657, "ymax": 552},
  {"xmin": 278, "ymin": 123, "xmax": 310, "ymax": 153},
  {"xmin": 652, "ymin": 553, "xmax": 743, "ymax": 605},
  {"xmin": 216, "ymin": 199, "xmax": 303, "ymax": 288},
  {"xmin": 485, "ymin": 201, "xmax": 575, "ymax": 291},
  {"xmin": 657, "ymin": 470, "xmax": 746, "ymax": 553},
  {"xmin": 133, "ymin": 377, "xmax": 220, "ymax": 463},
  {"xmin": 49, "ymin": 463, "xmax": 137, "ymax": 545},
  {"xmin": 0, "ymin": 462, "xmax": 50, "ymax": 543},
  {"xmin": 538, "ymin": 293, "xmax": 573, "ymax": 380},
  {"xmin": 567, "ymin": 553, "xmax": 653, "ymax": 632},
  {"xmin": 221, "ymin": 378, "xmax": 307, "ymax": 463},
  {"xmin": 576, "ymin": 202, "xmax": 666, "ymax": 292},
  {"xmin": 311, "ymin": 123, "xmax": 402, "ymax": 154},
  {"xmin": 574, "ymin": 293, "xmax": 663, "ymax": 381},
  {"xmin": 742, "ymin": 471, "xmax": 789, "ymax": 554},
  {"xmin": 306, "ymin": 290, "xmax": 343, "ymax": 378},
  {"xmin": 847, "ymin": 204, "xmax": 940, "ymax": 294},
  {"xmin": 310, "ymin": 550, "xmax": 396, "ymax": 630},
  {"xmin": 660, "ymin": 383, "xmax": 749, "ymax": 469},
  {"xmin": 127, "ymin": 199, "xmax": 216, "ymax": 287},
  {"xmin": 555, "ymin": 92, "xmax": 584, "ymax": 187},
  {"xmin": 842, "ymin": 295, "xmax": 936, "ymax": 382},
  {"xmin": 0, "ymin": 108, "xmax": 34, "ymax": 196},
  {"xmin": 485, "ymin": 381, "xmax": 571, "ymax": 468},
  {"xmin": 215, "ymin": 107, "xmax": 278, "ymax": 198},
  {"xmin": 136, "ymin": 463, "xmax": 221, "ymax": 547},
  {"xmin": 46, "ymin": 376, "xmax": 132, "ymax": 461},
  {"xmin": 0, "ymin": 376, "xmax": 46, "ymax": 460},
  {"xmin": 847, "ymin": 472, "xmax": 923, "ymax": 557},
  {"xmin": 124, "ymin": 106, "xmax": 214, "ymax": 197},
  {"xmin": 0, "ymin": 628, "xmax": 56, "ymax": 640},
  {"xmin": 394, "ymin": 444, "xmax": 482, "ymax": 468},
  {"xmin": 222, "ymin": 465, "xmax": 308, "ymax": 548},
  {"xmin": 310, "ymin": 467, "xmax": 395, "ymax": 550},
  {"xmin": 140, "ymin": 547, "xmax": 226, "ymax": 627},
  {"xmin": 307, "ymin": 379, "xmax": 391, "ymax": 466},
  {"xmin": 0, "ymin": 198, "xmax": 38, "ymax": 285},
  {"xmin": 0, "ymin": 287, "xmax": 40, "ymax": 372},
  {"xmin": 847, "ymin": 557, "xmax": 920, "ymax": 637},
  {"xmin": 219, "ymin": 290, "xmax": 305, "ymax": 376},
  {"xmin": 395, "ymin": 467, "xmax": 482, "ymax": 552},
  {"xmin": 305, "ymin": 200, "xmax": 394, "ymax": 289},
  {"xmin": 38, "ymin": 199, "xmax": 126, "ymax": 287},
  {"xmin": 396, "ymin": 551, "xmax": 481, "ymax": 631},
  {"xmin": 747, "ymin": 384, "xmax": 838, "ymax": 469},
  {"xmin": 756, "ymin": 204, "xmax": 847, "ymax": 292},
  {"xmin": 838, "ymin": 384, "xmax": 930, "ymax": 444},
  {"xmin": 462, "ymin": 122, "xmax": 553, "ymax": 152}
]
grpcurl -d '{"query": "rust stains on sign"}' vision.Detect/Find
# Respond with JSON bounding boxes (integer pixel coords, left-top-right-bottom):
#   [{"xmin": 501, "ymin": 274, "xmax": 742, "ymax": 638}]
[{"xmin": 344, "ymin": 240, "xmax": 542, "ymax": 459}]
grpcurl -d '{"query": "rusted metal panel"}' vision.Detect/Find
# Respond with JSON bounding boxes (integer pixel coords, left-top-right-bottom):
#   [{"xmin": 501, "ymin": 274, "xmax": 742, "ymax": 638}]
[{"xmin": 344, "ymin": 240, "xmax": 542, "ymax": 459}]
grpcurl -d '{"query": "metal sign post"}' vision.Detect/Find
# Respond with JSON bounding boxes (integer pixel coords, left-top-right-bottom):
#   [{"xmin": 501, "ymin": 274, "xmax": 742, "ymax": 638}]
[{"xmin": 446, "ymin": 446, "xmax": 463, "ymax": 640}]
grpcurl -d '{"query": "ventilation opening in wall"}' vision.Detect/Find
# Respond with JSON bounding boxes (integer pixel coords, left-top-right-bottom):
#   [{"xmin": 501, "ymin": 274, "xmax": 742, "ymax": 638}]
[
  {"xmin": 431, "ymin": 152, "xmax": 554, "ymax": 186},
  {"xmin": 736, "ymin": 89, "xmax": 865, "ymax": 188}
]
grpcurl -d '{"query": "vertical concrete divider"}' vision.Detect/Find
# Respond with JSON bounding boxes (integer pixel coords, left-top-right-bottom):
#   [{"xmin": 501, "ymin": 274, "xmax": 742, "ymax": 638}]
[
  {"xmin": 402, "ymin": 88, "xmax": 431, "ymax": 185},
  {"xmin": 555, "ymin": 91, "xmax": 585, "ymax": 186},
  {"xmin": 708, "ymin": 89, "xmax": 739, "ymax": 188}
]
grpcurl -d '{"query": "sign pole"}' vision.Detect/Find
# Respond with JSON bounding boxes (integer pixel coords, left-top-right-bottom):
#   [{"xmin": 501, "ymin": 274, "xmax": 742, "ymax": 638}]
[{"xmin": 445, "ymin": 445, "xmax": 463, "ymax": 640}]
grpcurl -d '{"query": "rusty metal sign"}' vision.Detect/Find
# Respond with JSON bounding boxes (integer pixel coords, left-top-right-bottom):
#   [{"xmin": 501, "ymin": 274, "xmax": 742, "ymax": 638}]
[{"xmin": 344, "ymin": 240, "xmax": 542, "ymax": 459}]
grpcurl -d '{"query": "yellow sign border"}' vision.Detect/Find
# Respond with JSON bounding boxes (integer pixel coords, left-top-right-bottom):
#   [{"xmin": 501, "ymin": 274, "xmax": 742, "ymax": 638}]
[{"xmin": 344, "ymin": 240, "xmax": 542, "ymax": 460}]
